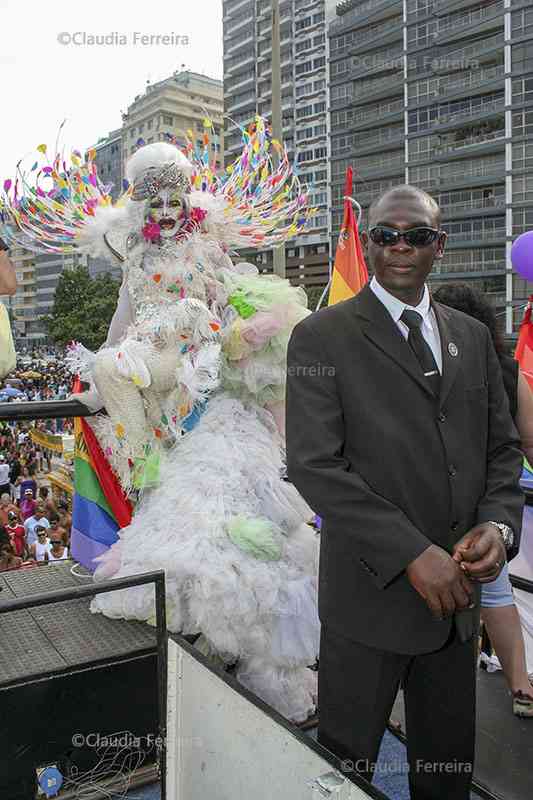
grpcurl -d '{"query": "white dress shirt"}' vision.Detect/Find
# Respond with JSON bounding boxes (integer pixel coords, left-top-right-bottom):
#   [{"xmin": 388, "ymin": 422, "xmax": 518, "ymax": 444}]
[
  {"xmin": 370, "ymin": 276, "xmax": 443, "ymax": 373},
  {"xmin": 0, "ymin": 463, "xmax": 10, "ymax": 485}
]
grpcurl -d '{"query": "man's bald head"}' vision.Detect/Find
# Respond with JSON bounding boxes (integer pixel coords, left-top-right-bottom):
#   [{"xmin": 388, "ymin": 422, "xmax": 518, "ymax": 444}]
[{"xmin": 368, "ymin": 185, "xmax": 441, "ymax": 228}]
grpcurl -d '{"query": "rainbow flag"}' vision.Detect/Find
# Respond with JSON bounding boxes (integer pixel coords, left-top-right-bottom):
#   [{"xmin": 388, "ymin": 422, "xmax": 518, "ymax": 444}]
[
  {"xmin": 515, "ymin": 294, "xmax": 533, "ymax": 391},
  {"xmin": 71, "ymin": 380, "xmax": 132, "ymax": 571},
  {"xmin": 328, "ymin": 167, "xmax": 368, "ymax": 306}
]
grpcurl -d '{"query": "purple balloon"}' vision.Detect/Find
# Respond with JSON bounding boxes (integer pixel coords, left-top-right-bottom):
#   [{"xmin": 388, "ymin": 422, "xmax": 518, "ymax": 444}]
[{"xmin": 511, "ymin": 230, "xmax": 533, "ymax": 281}]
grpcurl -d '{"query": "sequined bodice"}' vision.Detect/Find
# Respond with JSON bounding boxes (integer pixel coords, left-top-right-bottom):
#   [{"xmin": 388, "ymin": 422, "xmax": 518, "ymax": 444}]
[{"xmin": 126, "ymin": 242, "xmax": 205, "ymax": 327}]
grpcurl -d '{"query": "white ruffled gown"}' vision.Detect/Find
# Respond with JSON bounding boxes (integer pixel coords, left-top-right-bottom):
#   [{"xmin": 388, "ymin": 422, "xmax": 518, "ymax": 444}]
[{"xmin": 91, "ymin": 393, "xmax": 320, "ymax": 722}]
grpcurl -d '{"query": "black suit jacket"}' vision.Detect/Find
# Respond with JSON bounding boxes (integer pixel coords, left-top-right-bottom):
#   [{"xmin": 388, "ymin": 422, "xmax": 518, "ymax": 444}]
[{"xmin": 286, "ymin": 285, "xmax": 524, "ymax": 654}]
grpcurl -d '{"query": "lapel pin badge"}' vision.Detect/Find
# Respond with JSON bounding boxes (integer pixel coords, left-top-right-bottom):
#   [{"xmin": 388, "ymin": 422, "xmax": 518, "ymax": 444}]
[{"xmin": 448, "ymin": 342, "xmax": 458, "ymax": 357}]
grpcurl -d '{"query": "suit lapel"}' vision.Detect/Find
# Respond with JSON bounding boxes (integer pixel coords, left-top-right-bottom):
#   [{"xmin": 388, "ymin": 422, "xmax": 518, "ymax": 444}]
[
  {"xmin": 353, "ymin": 286, "xmax": 436, "ymax": 399},
  {"xmin": 432, "ymin": 300, "xmax": 463, "ymax": 409}
]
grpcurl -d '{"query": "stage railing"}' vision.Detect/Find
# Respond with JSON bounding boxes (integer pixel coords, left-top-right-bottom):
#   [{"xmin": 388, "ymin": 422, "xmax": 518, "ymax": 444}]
[{"xmin": 0, "ymin": 569, "xmax": 168, "ymax": 800}]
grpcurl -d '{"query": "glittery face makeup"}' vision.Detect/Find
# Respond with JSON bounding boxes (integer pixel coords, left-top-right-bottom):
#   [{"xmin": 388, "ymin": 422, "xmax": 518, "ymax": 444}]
[{"xmin": 147, "ymin": 189, "xmax": 186, "ymax": 239}]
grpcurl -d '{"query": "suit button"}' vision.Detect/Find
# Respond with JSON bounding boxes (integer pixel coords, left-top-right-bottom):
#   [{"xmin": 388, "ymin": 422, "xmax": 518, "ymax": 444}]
[
  {"xmin": 451, "ymin": 521, "xmax": 459, "ymax": 531},
  {"xmin": 448, "ymin": 465, "xmax": 457, "ymax": 477},
  {"xmin": 438, "ymin": 412, "xmax": 446, "ymax": 422}
]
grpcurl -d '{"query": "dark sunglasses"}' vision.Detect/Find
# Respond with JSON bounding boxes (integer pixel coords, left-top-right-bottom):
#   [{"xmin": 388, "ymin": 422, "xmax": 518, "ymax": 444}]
[
  {"xmin": 50, "ymin": 540, "xmax": 62, "ymax": 545},
  {"xmin": 368, "ymin": 226, "xmax": 442, "ymax": 248}
]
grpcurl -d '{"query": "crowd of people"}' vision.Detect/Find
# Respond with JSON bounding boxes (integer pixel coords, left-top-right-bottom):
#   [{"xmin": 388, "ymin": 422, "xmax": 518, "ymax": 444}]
[{"xmin": 0, "ymin": 350, "xmax": 73, "ymax": 572}]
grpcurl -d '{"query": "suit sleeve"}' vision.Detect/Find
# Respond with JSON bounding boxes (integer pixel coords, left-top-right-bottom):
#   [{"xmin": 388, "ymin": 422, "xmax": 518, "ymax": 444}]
[
  {"xmin": 286, "ymin": 319, "xmax": 433, "ymax": 589},
  {"xmin": 476, "ymin": 327, "xmax": 524, "ymax": 560}
]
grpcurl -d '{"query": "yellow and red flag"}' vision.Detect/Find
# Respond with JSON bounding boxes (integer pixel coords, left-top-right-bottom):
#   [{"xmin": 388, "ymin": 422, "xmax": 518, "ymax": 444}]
[
  {"xmin": 328, "ymin": 167, "xmax": 368, "ymax": 306},
  {"xmin": 515, "ymin": 295, "xmax": 533, "ymax": 390}
]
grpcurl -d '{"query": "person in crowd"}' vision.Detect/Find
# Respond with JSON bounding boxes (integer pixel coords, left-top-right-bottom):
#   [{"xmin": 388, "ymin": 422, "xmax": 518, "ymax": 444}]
[
  {"xmin": 433, "ymin": 283, "xmax": 533, "ymax": 717},
  {"xmin": 6, "ymin": 510, "xmax": 26, "ymax": 559},
  {"xmin": 47, "ymin": 534, "xmax": 69, "ymax": 563},
  {"xmin": 0, "ymin": 455, "xmax": 10, "ymax": 496},
  {"xmin": 13, "ymin": 475, "xmax": 23, "ymax": 507},
  {"xmin": 58, "ymin": 500, "xmax": 72, "ymax": 539},
  {"xmin": 0, "ymin": 493, "xmax": 19, "ymax": 527},
  {"xmin": 48, "ymin": 513, "xmax": 69, "ymax": 547},
  {"xmin": 20, "ymin": 488, "xmax": 37, "ymax": 521},
  {"xmin": 24, "ymin": 502, "xmax": 49, "ymax": 549},
  {"xmin": 286, "ymin": 185, "xmax": 524, "ymax": 800},
  {"xmin": 0, "ymin": 540, "xmax": 22, "ymax": 572},
  {"xmin": 19, "ymin": 466, "xmax": 37, "ymax": 500},
  {"xmin": 29, "ymin": 526, "xmax": 51, "ymax": 563},
  {"xmin": 39, "ymin": 486, "xmax": 57, "ymax": 517},
  {"xmin": 9, "ymin": 453, "xmax": 21, "ymax": 488}
]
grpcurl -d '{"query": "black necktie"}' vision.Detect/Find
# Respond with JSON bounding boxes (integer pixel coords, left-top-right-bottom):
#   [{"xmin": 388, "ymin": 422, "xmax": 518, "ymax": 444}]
[{"xmin": 400, "ymin": 309, "xmax": 441, "ymax": 397}]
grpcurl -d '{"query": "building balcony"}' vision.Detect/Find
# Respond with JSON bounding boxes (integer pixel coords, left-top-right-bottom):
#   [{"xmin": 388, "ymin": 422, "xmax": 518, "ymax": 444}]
[
  {"xmin": 226, "ymin": 73, "xmax": 255, "ymax": 94},
  {"xmin": 438, "ymin": 63, "xmax": 504, "ymax": 101},
  {"xmin": 433, "ymin": 170, "xmax": 505, "ymax": 192},
  {"xmin": 223, "ymin": 14, "xmax": 254, "ymax": 40},
  {"xmin": 437, "ymin": 8, "xmax": 503, "ymax": 48},
  {"xmin": 348, "ymin": 156, "xmax": 406, "ymax": 179},
  {"xmin": 430, "ymin": 33, "xmax": 504, "ymax": 74},
  {"xmin": 434, "ymin": 128, "xmax": 506, "ymax": 157},
  {"xmin": 418, "ymin": 97, "xmax": 506, "ymax": 134},
  {"xmin": 349, "ymin": 49, "xmax": 404, "ymax": 82},
  {"xmin": 336, "ymin": 19, "xmax": 402, "ymax": 58},
  {"xmin": 226, "ymin": 95, "xmax": 257, "ymax": 114},
  {"xmin": 433, "ymin": 0, "xmax": 495, "ymax": 15},
  {"xmin": 330, "ymin": 0, "xmax": 402, "ymax": 34},
  {"xmin": 222, "ymin": 0, "xmax": 250, "ymax": 22},
  {"xmin": 444, "ymin": 232, "xmax": 507, "ymax": 248},
  {"xmin": 332, "ymin": 129, "xmax": 405, "ymax": 158},
  {"xmin": 441, "ymin": 196, "xmax": 506, "ymax": 218},
  {"xmin": 225, "ymin": 34, "xmax": 254, "ymax": 56},
  {"xmin": 336, "ymin": 73, "xmax": 403, "ymax": 107},
  {"xmin": 332, "ymin": 99, "xmax": 404, "ymax": 133}
]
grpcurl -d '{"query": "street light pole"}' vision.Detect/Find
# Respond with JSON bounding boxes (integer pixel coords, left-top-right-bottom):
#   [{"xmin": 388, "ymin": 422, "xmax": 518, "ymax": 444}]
[{"xmin": 271, "ymin": 0, "xmax": 286, "ymax": 279}]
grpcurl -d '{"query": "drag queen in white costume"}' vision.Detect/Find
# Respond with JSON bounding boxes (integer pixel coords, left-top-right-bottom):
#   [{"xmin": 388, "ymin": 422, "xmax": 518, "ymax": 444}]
[{"xmin": 0, "ymin": 120, "xmax": 320, "ymax": 721}]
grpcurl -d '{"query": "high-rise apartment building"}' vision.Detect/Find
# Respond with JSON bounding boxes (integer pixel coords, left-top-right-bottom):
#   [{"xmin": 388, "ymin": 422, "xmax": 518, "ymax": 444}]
[
  {"xmin": 6, "ymin": 246, "xmax": 39, "ymax": 344},
  {"xmin": 223, "ymin": 0, "xmax": 334, "ymax": 291},
  {"xmin": 121, "ymin": 70, "xmax": 224, "ymax": 173},
  {"xmin": 329, "ymin": 0, "xmax": 533, "ymax": 335},
  {"xmin": 87, "ymin": 128, "xmax": 123, "ymax": 280}
]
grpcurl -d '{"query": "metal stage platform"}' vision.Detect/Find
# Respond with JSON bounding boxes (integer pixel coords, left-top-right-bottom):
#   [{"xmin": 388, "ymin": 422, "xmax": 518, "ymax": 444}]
[
  {"xmin": 391, "ymin": 667, "xmax": 533, "ymax": 800},
  {"xmin": 0, "ymin": 563, "xmax": 164, "ymax": 800},
  {"xmin": 0, "ymin": 563, "xmax": 157, "ymax": 682}
]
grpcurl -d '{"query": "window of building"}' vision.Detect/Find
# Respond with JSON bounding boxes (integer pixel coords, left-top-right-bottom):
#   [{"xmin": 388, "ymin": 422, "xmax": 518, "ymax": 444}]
[
  {"xmin": 512, "ymin": 110, "xmax": 533, "ymax": 140},
  {"xmin": 511, "ymin": 8, "xmax": 533, "ymax": 38},
  {"xmin": 163, "ymin": 114, "xmax": 173, "ymax": 125},
  {"xmin": 295, "ymin": 60, "xmax": 313, "ymax": 75},
  {"xmin": 296, "ymin": 104, "xmax": 314, "ymax": 118},
  {"xmin": 512, "ymin": 76, "xmax": 533, "ymax": 105},
  {"xmin": 512, "ymin": 140, "xmax": 533, "ymax": 171},
  {"xmin": 512, "ymin": 43, "xmax": 533, "ymax": 74}
]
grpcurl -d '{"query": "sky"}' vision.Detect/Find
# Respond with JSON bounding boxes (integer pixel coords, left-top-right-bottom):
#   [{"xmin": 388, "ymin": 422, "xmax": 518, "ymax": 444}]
[{"xmin": 0, "ymin": 0, "xmax": 223, "ymax": 181}]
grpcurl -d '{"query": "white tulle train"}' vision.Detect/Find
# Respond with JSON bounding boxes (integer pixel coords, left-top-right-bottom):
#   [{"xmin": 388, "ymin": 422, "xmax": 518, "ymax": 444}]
[{"xmin": 91, "ymin": 394, "xmax": 320, "ymax": 722}]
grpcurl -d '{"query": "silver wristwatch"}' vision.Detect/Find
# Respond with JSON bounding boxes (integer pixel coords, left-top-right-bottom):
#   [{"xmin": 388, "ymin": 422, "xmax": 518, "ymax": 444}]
[{"xmin": 487, "ymin": 521, "xmax": 514, "ymax": 550}]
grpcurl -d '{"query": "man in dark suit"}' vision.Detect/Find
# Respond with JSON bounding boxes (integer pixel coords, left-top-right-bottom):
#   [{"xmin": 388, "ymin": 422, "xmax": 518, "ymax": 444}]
[{"xmin": 286, "ymin": 185, "xmax": 524, "ymax": 799}]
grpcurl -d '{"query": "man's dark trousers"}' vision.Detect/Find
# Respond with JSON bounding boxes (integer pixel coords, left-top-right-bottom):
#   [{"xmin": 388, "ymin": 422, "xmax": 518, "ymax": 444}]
[{"xmin": 318, "ymin": 622, "xmax": 477, "ymax": 800}]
